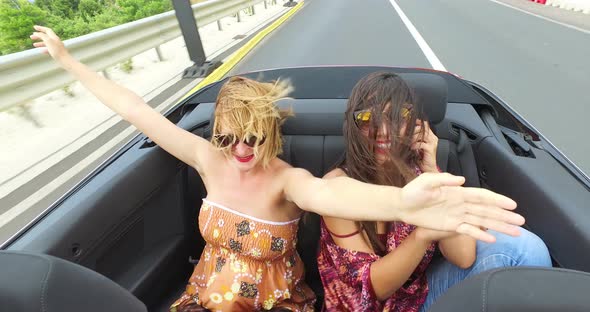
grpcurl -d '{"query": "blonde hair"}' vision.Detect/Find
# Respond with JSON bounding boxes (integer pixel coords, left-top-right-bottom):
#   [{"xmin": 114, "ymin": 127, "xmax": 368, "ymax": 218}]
[{"xmin": 212, "ymin": 76, "xmax": 293, "ymax": 168}]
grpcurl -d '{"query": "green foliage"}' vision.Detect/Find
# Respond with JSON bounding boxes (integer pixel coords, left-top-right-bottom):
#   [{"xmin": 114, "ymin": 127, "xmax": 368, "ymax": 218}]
[
  {"xmin": 49, "ymin": 15, "xmax": 91, "ymax": 39},
  {"xmin": 117, "ymin": 0, "xmax": 172, "ymax": 22},
  {"xmin": 0, "ymin": 0, "xmax": 49, "ymax": 55},
  {"xmin": 62, "ymin": 84, "xmax": 75, "ymax": 97},
  {"xmin": 89, "ymin": 6, "xmax": 126, "ymax": 31},
  {"xmin": 79, "ymin": 0, "xmax": 103, "ymax": 22},
  {"xmin": 0, "ymin": 0, "xmax": 173, "ymax": 56},
  {"xmin": 120, "ymin": 58, "xmax": 133, "ymax": 74}
]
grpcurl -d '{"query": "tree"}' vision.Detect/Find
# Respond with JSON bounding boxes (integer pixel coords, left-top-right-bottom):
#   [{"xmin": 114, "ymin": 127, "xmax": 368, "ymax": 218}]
[
  {"xmin": 0, "ymin": 0, "xmax": 175, "ymax": 56},
  {"xmin": 49, "ymin": 15, "xmax": 90, "ymax": 39},
  {"xmin": 89, "ymin": 6, "xmax": 126, "ymax": 31},
  {"xmin": 34, "ymin": 0, "xmax": 80, "ymax": 19},
  {"xmin": 78, "ymin": 0, "xmax": 103, "ymax": 22},
  {"xmin": 0, "ymin": 0, "xmax": 49, "ymax": 55},
  {"xmin": 117, "ymin": 0, "xmax": 172, "ymax": 22}
]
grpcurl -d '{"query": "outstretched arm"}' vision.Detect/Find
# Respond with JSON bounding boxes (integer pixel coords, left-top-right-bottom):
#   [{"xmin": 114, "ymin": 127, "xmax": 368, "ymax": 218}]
[
  {"xmin": 283, "ymin": 168, "xmax": 403, "ymax": 221},
  {"xmin": 283, "ymin": 168, "xmax": 523, "ymax": 243},
  {"xmin": 31, "ymin": 26, "xmax": 214, "ymax": 175}
]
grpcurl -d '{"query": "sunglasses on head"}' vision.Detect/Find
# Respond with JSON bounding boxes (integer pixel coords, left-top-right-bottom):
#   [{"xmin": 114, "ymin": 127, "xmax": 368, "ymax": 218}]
[
  {"xmin": 353, "ymin": 105, "xmax": 412, "ymax": 130},
  {"xmin": 212, "ymin": 133, "xmax": 266, "ymax": 148}
]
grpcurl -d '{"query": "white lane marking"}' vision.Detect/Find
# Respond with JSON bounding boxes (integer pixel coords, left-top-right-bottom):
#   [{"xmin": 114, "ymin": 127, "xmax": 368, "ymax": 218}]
[
  {"xmin": 387, "ymin": 0, "xmax": 447, "ymax": 71},
  {"xmin": 488, "ymin": 0, "xmax": 590, "ymax": 35}
]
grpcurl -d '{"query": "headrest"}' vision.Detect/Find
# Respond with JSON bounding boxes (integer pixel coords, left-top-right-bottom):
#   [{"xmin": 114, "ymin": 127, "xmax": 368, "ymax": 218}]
[
  {"xmin": 199, "ymin": 72, "xmax": 448, "ymax": 137},
  {"xmin": 278, "ymin": 73, "xmax": 448, "ymax": 136},
  {"xmin": 0, "ymin": 251, "xmax": 147, "ymax": 312},
  {"xmin": 402, "ymin": 73, "xmax": 448, "ymax": 124},
  {"xmin": 429, "ymin": 267, "xmax": 590, "ymax": 312}
]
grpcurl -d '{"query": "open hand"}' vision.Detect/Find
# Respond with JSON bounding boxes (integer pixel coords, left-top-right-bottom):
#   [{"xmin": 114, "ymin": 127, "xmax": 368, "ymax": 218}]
[
  {"xmin": 30, "ymin": 25, "xmax": 70, "ymax": 63},
  {"xmin": 399, "ymin": 172, "xmax": 523, "ymax": 243}
]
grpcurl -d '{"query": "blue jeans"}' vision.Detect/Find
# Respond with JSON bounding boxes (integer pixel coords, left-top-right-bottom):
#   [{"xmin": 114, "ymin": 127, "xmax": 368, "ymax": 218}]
[{"xmin": 419, "ymin": 228, "xmax": 552, "ymax": 312}]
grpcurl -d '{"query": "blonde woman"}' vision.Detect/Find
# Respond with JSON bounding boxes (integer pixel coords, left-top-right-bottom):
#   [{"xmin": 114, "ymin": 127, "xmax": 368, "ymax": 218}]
[{"xmin": 32, "ymin": 26, "xmax": 524, "ymax": 311}]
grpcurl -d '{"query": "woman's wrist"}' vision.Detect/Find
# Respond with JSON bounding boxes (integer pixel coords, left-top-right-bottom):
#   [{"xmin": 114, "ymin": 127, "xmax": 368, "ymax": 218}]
[
  {"xmin": 390, "ymin": 186, "xmax": 405, "ymax": 222},
  {"xmin": 411, "ymin": 229, "xmax": 435, "ymax": 246},
  {"xmin": 58, "ymin": 53, "xmax": 76, "ymax": 71}
]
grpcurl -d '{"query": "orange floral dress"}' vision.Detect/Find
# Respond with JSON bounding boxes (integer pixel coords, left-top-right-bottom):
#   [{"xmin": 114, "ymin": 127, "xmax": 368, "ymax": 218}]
[{"xmin": 170, "ymin": 199, "xmax": 316, "ymax": 311}]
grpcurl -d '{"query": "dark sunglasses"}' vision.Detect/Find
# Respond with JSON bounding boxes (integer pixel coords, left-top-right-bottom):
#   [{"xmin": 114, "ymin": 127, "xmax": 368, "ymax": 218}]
[
  {"xmin": 212, "ymin": 133, "xmax": 266, "ymax": 148},
  {"xmin": 353, "ymin": 106, "xmax": 412, "ymax": 130}
]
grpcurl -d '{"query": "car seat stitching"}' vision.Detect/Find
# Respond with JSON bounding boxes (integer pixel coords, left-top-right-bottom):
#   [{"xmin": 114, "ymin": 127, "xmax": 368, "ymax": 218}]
[{"xmin": 40, "ymin": 255, "xmax": 53, "ymax": 312}]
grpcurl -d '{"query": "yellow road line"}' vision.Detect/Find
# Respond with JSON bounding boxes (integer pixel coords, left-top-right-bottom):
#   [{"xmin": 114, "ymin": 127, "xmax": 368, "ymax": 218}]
[{"xmin": 177, "ymin": 1, "xmax": 305, "ymax": 103}]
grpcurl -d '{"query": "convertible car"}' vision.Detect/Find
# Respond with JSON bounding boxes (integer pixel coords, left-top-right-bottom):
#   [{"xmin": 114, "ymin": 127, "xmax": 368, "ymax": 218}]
[{"xmin": 2, "ymin": 66, "xmax": 590, "ymax": 311}]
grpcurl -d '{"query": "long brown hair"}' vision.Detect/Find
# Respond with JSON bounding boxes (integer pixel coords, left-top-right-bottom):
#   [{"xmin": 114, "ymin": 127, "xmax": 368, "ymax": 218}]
[{"xmin": 342, "ymin": 72, "xmax": 425, "ymax": 255}]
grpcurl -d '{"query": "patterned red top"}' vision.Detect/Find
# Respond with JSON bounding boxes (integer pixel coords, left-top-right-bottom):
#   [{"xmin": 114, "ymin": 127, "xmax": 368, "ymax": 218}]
[{"xmin": 317, "ymin": 219, "xmax": 436, "ymax": 312}]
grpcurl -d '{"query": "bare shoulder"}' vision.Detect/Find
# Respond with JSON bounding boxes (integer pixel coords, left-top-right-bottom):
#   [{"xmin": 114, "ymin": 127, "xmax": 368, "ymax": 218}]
[
  {"xmin": 323, "ymin": 167, "xmax": 347, "ymax": 179},
  {"xmin": 278, "ymin": 167, "xmax": 313, "ymax": 184},
  {"xmin": 270, "ymin": 159, "xmax": 313, "ymax": 193},
  {"xmin": 272, "ymin": 157, "xmax": 294, "ymax": 171},
  {"xmin": 320, "ymin": 168, "xmax": 365, "ymax": 242},
  {"xmin": 272, "ymin": 158, "xmax": 298, "ymax": 180}
]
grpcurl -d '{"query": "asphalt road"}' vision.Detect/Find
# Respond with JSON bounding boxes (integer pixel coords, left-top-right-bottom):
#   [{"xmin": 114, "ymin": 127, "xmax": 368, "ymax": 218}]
[{"xmin": 231, "ymin": 0, "xmax": 590, "ymax": 175}]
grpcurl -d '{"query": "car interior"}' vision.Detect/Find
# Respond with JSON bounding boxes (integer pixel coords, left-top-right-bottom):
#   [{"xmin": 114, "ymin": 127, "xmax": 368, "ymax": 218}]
[{"xmin": 2, "ymin": 67, "xmax": 590, "ymax": 311}]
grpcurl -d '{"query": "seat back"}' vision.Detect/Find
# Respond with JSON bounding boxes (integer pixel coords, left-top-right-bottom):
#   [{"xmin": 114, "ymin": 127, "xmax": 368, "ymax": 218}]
[
  {"xmin": 0, "ymin": 251, "xmax": 147, "ymax": 312},
  {"xmin": 277, "ymin": 99, "xmax": 347, "ymax": 304},
  {"xmin": 276, "ymin": 74, "xmax": 453, "ymax": 304},
  {"xmin": 196, "ymin": 73, "xmax": 453, "ymax": 307},
  {"xmin": 430, "ymin": 267, "xmax": 590, "ymax": 312}
]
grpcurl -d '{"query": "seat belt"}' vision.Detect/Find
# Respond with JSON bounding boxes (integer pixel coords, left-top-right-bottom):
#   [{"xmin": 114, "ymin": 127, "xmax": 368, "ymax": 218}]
[{"xmin": 457, "ymin": 129, "xmax": 481, "ymax": 188}]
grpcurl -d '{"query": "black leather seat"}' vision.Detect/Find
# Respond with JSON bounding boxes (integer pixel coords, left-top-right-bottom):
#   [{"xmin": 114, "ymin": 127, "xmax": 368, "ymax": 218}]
[
  {"xmin": 277, "ymin": 74, "xmax": 449, "ymax": 309},
  {"xmin": 429, "ymin": 267, "xmax": 590, "ymax": 312},
  {"xmin": 0, "ymin": 250, "xmax": 147, "ymax": 312},
  {"xmin": 183, "ymin": 73, "xmax": 452, "ymax": 310}
]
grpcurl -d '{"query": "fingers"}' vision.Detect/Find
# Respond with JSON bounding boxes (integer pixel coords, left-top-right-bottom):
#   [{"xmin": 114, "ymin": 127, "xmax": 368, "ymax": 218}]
[
  {"xmin": 413, "ymin": 123, "xmax": 436, "ymax": 144},
  {"xmin": 455, "ymin": 223, "xmax": 497, "ymax": 243},
  {"xmin": 415, "ymin": 120, "xmax": 431, "ymax": 129},
  {"xmin": 412, "ymin": 127, "xmax": 423, "ymax": 143},
  {"xmin": 32, "ymin": 25, "xmax": 59, "ymax": 41},
  {"xmin": 460, "ymin": 212, "xmax": 522, "ymax": 236},
  {"xmin": 30, "ymin": 32, "xmax": 49, "ymax": 42},
  {"xmin": 33, "ymin": 25, "xmax": 56, "ymax": 37},
  {"xmin": 458, "ymin": 199, "xmax": 524, "ymax": 227},
  {"xmin": 411, "ymin": 141, "xmax": 423, "ymax": 151},
  {"xmin": 420, "ymin": 172, "xmax": 465, "ymax": 189},
  {"xmin": 33, "ymin": 25, "xmax": 50, "ymax": 32},
  {"xmin": 30, "ymin": 28, "xmax": 54, "ymax": 54},
  {"xmin": 461, "ymin": 187, "xmax": 518, "ymax": 210}
]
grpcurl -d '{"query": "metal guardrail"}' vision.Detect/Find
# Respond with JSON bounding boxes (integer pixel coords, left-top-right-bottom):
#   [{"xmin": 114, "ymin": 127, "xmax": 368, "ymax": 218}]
[{"xmin": 0, "ymin": 0, "xmax": 270, "ymax": 111}]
